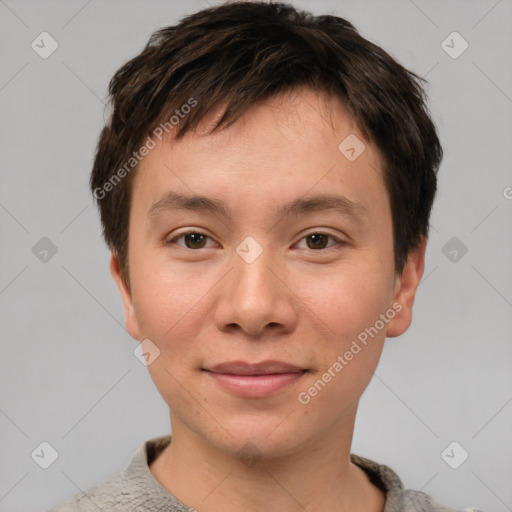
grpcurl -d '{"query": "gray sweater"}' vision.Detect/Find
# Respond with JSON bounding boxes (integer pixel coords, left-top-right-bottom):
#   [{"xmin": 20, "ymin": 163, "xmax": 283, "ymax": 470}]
[{"xmin": 48, "ymin": 435, "xmax": 458, "ymax": 512}]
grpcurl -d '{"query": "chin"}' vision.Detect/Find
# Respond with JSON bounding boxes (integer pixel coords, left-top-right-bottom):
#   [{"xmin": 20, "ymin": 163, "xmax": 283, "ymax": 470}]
[{"xmin": 205, "ymin": 419, "xmax": 307, "ymax": 462}]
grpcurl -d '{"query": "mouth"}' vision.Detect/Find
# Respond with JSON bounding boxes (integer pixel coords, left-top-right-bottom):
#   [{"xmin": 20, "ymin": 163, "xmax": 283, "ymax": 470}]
[{"xmin": 202, "ymin": 360, "xmax": 308, "ymax": 398}]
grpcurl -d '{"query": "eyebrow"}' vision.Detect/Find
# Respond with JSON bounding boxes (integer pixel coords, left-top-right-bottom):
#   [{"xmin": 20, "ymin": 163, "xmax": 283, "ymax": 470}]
[{"xmin": 147, "ymin": 191, "xmax": 367, "ymax": 222}]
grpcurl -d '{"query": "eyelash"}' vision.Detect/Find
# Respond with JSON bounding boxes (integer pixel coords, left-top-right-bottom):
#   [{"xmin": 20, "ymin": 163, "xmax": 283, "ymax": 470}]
[{"xmin": 166, "ymin": 231, "xmax": 346, "ymax": 251}]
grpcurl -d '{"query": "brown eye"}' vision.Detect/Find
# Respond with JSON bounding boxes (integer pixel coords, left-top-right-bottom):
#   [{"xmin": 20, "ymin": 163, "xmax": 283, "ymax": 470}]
[
  {"xmin": 183, "ymin": 233, "xmax": 207, "ymax": 249},
  {"xmin": 294, "ymin": 231, "xmax": 346, "ymax": 252},
  {"xmin": 167, "ymin": 231, "xmax": 216, "ymax": 249},
  {"xmin": 305, "ymin": 233, "xmax": 330, "ymax": 249}
]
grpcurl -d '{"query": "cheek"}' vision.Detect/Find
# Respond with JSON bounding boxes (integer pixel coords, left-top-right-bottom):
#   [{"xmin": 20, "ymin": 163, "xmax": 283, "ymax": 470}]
[
  {"xmin": 296, "ymin": 259, "xmax": 395, "ymax": 344},
  {"xmin": 292, "ymin": 259, "xmax": 393, "ymax": 406},
  {"xmin": 295, "ymin": 340, "xmax": 383, "ymax": 427},
  {"xmin": 129, "ymin": 257, "xmax": 230, "ymax": 385},
  {"xmin": 130, "ymin": 257, "xmax": 210, "ymax": 339},
  {"xmin": 295, "ymin": 267, "xmax": 390, "ymax": 414}
]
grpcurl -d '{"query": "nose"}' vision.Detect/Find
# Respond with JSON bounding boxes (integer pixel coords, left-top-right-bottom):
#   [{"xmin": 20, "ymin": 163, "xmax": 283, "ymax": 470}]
[{"xmin": 213, "ymin": 241, "xmax": 298, "ymax": 338}]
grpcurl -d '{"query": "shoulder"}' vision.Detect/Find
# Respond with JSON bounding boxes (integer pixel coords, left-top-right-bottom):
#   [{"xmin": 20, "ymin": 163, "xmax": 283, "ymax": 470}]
[
  {"xmin": 351, "ymin": 453, "xmax": 469, "ymax": 512},
  {"xmin": 46, "ymin": 436, "xmax": 190, "ymax": 512},
  {"xmin": 46, "ymin": 470, "xmax": 129, "ymax": 511},
  {"xmin": 399, "ymin": 489, "xmax": 459, "ymax": 512},
  {"xmin": 46, "ymin": 467, "xmax": 191, "ymax": 512}
]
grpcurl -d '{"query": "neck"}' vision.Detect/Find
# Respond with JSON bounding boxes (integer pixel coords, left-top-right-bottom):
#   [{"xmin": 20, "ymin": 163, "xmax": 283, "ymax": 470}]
[{"xmin": 149, "ymin": 422, "xmax": 385, "ymax": 512}]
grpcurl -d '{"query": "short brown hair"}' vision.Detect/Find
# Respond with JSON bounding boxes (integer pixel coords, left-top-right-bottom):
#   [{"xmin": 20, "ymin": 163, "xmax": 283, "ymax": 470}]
[{"xmin": 90, "ymin": 0, "xmax": 443, "ymax": 282}]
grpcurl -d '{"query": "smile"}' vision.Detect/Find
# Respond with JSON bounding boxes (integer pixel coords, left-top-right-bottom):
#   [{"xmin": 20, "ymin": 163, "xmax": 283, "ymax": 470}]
[{"xmin": 202, "ymin": 360, "xmax": 308, "ymax": 398}]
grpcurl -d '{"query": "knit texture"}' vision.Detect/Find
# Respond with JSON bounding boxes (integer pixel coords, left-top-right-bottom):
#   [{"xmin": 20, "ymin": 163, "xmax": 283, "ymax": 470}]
[{"xmin": 48, "ymin": 435, "xmax": 457, "ymax": 511}]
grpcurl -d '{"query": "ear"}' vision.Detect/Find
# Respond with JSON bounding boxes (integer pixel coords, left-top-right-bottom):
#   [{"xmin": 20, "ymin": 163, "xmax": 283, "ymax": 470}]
[
  {"xmin": 110, "ymin": 252, "xmax": 141, "ymax": 341},
  {"xmin": 386, "ymin": 237, "xmax": 427, "ymax": 338}
]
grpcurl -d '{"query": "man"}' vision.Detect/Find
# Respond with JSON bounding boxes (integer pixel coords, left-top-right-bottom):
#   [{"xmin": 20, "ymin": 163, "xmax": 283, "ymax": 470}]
[{"xmin": 50, "ymin": 1, "xmax": 454, "ymax": 510}]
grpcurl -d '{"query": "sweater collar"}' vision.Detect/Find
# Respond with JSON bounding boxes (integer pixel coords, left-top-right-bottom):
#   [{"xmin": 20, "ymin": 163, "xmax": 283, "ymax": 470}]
[{"xmin": 123, "ymin": 435, "xmax": 423, "ymax": 512}]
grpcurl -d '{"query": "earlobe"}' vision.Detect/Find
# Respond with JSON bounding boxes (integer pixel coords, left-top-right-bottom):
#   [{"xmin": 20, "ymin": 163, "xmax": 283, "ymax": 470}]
[
  {"xmin": 386, "ymin": 237, "xmax": 427, "ymax": 338},
  {"xmin": 109, "ymin": 252, "xmax": 141, "ymax": 341}
]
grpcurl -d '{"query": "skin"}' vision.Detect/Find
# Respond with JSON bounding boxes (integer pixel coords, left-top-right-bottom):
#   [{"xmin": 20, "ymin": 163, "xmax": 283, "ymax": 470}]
[{"xmin": 111, "ymin": 87, "xmax": 426, "ymax": 512}]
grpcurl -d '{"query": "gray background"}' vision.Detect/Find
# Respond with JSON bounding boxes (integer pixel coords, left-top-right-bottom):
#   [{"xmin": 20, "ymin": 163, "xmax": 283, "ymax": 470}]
[{"xmin": 0, "ymin": 0, "xmax": 511, "ymax": 510}]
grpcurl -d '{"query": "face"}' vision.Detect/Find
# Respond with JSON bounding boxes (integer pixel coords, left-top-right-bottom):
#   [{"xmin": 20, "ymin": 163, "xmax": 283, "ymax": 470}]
[{"xmin": 112, "ymin": 88, "xmax": 425, "ymax": 459}]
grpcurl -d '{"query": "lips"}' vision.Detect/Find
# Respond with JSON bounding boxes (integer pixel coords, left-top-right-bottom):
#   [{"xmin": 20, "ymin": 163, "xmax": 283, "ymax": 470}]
[
  {"xmin": 204, "ymin": 360, "xmax": 306, "ymax": 376},
  {"xmin": 202, "ymin": 360, "xmax": 307, "ymax": 398}
]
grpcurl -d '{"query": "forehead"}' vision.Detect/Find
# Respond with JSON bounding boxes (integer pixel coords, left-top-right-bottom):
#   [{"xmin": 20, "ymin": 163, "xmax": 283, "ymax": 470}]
[
  {"xmin": 132, "ymin": 88, "xmax": 388, "ymax": 222},
  {"xmin": 190, "ymin": 87, "xmax": 359, "ymax": 148}
]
